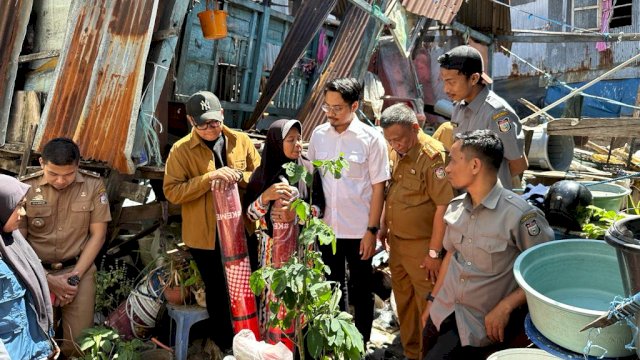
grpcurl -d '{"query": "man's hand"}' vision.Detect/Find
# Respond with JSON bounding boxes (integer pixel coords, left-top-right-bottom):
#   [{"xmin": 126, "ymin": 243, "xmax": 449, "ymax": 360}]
[
  {"xmin": 420, "ymin": 256, "xmax": 442, "ymax": 284},
  {"xmin": 421, "ymin": 300, "xmax": 433, "ymax": 329},
  {"xmin": 378, "ymin": 226, "xmax": 389, "ymax": 252},
  {"xmin": 484, "ymin": 301, "xmax": 512, "ymax": 343},
  {"xmin": 360, "ymin": 231, "xmax": 376, "ymax": 260},
  {"xmin": 209, "ymin": 167, "xmax": 239, "ymax": 191},
  {"xmin": 47, "ymin": 272, "xmax": 80, "ymax": 307}
]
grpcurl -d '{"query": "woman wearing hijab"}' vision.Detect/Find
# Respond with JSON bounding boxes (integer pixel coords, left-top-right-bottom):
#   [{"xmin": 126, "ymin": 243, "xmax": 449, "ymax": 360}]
[
  {"xmin": 0, "ymin": 175, "xmax": 57, "ymax": 359},
  {"xmin": 244, "ymin": 120, "xmax": 325, "ymax": 332},
  {"xmin": 245, "ymin": 119, "xmax": 325, "ymax": 239}
]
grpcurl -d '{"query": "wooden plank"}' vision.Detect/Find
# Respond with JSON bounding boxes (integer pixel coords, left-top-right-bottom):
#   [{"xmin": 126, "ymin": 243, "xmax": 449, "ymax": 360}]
[
  {"xmin": 496, "ymin": 32, "xmax": 640, "ymax": 43},
  {"xmin": 18, "ymin": 124, "xmax": 37, "ymax": 177},
  {"xmin": 7, "ymin": 91, "xmax": 41, "ymax": 144},
  {"xmin": 118, "ymin": 181, "xmax": 151, "ymax": 203},
  {"xmin": 547, "ymin": 118, "xmax": 640, "ymax": 137},
  {"xmin": 347, "ymin": 0, "xmax": 395, "ymax": 28},
  {"xmin": 119, "ymin": 201, "xmax": 182, "ymax": 224},
  {"xmin": 18, "ymin": 50, "xmax": 60, "ymax": 63}
]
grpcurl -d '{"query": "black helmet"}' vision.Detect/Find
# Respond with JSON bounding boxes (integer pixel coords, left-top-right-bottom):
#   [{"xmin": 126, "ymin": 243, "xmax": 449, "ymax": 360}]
[{"xmin": 544, "ymin": 180, "xmax": 593, "ymax": 230}]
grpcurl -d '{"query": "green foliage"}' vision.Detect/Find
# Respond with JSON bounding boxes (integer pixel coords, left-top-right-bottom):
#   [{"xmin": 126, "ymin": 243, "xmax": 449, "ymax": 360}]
[
  {"xmin": 250, "ymin": 156, "xmax": 364, "ymax": 360},
  {"xmin": 582, "ymin": 205, "xmax": 627, "ymax": 239},
  {"xmin": 95, "ymin": 258, "xmax": 134, "ymax": 315},
  {"xmin": 77, "ymin": 326, "xmax": 144, "ymax": 360},
  {"xmin": 311, "ymin": 153, "xmax": 349, "ymax": 180},
  {"xmin": 626, "ymin": 194, "xmax": 640, "ymax": 216}
]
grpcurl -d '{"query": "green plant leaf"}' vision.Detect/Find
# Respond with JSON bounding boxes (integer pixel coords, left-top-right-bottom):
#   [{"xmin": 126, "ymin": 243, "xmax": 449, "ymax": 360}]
[
  {"xmin": 250, "ymin": 270, "xmax": 265, "ymax": 295},
  {"xmin": 306, "ymin": 326, "xmax": 323, "ymax": 358}
]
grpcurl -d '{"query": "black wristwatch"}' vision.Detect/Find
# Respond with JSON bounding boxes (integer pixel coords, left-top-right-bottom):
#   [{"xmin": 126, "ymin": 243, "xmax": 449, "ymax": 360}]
[
  {"xmin": 426, "ymin": 292, "xmax": 435, "ymax": 302},
  {"xmin": 366, "ymin": 226, "xmax": 379, "ymax": 235}
]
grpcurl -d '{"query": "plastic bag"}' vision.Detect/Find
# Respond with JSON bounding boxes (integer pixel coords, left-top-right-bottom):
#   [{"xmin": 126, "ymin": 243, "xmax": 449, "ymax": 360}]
[{"xmin": 233, "ymin": 329, "xmax": 293, "ymax": 360}]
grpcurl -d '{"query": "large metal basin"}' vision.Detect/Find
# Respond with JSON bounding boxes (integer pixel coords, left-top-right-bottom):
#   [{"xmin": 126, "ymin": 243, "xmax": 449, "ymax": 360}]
[{"xmin": 514, "ymin": 239, "xmax": 634, "ymax": 357}]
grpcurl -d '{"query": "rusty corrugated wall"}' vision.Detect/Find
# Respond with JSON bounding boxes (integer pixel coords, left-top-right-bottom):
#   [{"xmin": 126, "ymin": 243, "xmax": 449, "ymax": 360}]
[
  {"xmin": 244, "ymin": 0, "xmax": 338, "ymax": 130},
  {"xmin": 401, "ymin": 0, "xmax": 464, "ymax": 24},
  {"xmin": 35, "ymin": 0, "xmax": 158, "ymax": 174},
  {"xmin": 0, "ymin": 0, "xmax": 33, "ymax": 146},
  {"xmin": 298, "ymin": 3, "xmax": 379, "ymax": 139},
  {"xmin": 456, "ymin": 0, "xmax": 512, "ymax": 35}
]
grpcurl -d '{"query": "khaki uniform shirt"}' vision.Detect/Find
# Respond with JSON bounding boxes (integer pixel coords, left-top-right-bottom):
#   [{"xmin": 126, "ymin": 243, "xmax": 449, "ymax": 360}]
[
  {"xmin": 20, "ymin": 170, "xmax": 112, "ymax": 263},
  {"xmin": 163, "ymin": 126, "xmax": 261, "ymax": 250},
  {"xmin": 385, "ymin": 132, "xmax": 453, "ymax": 240},
  {"xmin": 429, "ymin": 181, "xmax": 554, "ymax": 347},
  {"xmin": 451, "ymin": 87, "xmax": 525, "ymax": 189},
  {"xmin": 432, "ymin": 122, "xmax": 455, "ymax": 152}
]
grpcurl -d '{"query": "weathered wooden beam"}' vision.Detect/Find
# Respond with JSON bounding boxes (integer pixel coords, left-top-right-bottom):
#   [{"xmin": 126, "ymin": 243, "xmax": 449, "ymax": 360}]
[
  {"xmin": 118, "ymin": 181, "xmax": 151, "ymax": 203},
  {"xmin": 151, "ymin": 27, "xmax": 179, "ymax": 42},
  {"xmin": 547, "ymin": 118, "xmax": 640, "ymax": 137},
  {"xmin": 450, "ymin": 21, "xmax": 493, "ymax": 45},
  {"xmin": 498, "ymin": 29, "xmax": 640, "ymax": 43},
  {"xmin": 119, "ymin": 202, "xmax": 181, "ymax": 224},
  {"xmin": 18, "ymin": 50, "xmax": 60, "ymax": 63},
  {"xmin": 346, "ymin": 0, "xmax": 395, "ymax": 28}
]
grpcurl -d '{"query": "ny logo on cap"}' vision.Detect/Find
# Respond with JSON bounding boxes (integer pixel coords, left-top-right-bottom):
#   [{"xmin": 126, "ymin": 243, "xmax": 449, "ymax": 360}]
[{"xmin": 200, "ymin": 100, "xmax": 211, "ymax": 111}]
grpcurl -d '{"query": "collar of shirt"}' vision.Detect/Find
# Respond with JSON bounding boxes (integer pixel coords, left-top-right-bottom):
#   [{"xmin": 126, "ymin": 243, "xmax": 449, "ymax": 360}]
[
  {"xmin": 465, "ymin": 86, "xmax": 490, "ymax": 114},
  {"xmin": 396, "ymin": 139, "xmax": 422, "ymax": 162},
  {"xmin": 462, "ymin": 179, "xmax": 504, "ymax": 211},
  {"xmin": 188, "ymin": 125, "xmax": 237, "ymax": 150},
  {"xmin": 37, "ymin": 171, "xmax": 85, "ymax": 187},
  {"xmin": 328, "ymin": 113, "xmax": 363, "ymax": 135}
]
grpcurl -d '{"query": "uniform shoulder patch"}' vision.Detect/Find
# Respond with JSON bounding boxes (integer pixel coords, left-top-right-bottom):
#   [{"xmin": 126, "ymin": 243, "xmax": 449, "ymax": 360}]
[
  {"xmin": 520, "ymin": 212, "xmax": 537, "ymax": 224},
  {"xmin": 434, "ymin": 166, "xmax": 446, "ymax": 180},
  {"xmin": 19, "ymin": 170, "xmax": 43, "ymax": 181},
  {"xmin": 421, "ymin": 143, "xmax": 439, "ymax": 159},
  {"xmin": 492, "ymin": 110, "xmax": 510, "ymax": 121},
  {"xmin": 79, "ymin": 169, "xmax": 101, "ymax": 178}
]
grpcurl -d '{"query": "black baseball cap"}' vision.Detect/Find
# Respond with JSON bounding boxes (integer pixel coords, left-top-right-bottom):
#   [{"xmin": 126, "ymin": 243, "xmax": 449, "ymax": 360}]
[
  {"xmin": 437, "ymin": 45, "xmax": 493, "ymax": 84},
  {"xmin": 186, "ymin": 91, "xmax": 224, "ymax": 125}
]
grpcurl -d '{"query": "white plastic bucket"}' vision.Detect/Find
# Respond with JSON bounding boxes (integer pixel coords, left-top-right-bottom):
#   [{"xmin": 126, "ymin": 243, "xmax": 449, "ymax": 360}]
[{"xmin": 487, "ymin": 348, "xmax": 559, "ymax": 359}]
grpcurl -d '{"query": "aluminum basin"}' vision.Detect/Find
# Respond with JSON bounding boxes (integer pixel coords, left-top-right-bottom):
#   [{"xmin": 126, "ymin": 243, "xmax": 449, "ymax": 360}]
[{"xmin": 514, "ymin": 239, "xmax": 634, "ymax": 357}]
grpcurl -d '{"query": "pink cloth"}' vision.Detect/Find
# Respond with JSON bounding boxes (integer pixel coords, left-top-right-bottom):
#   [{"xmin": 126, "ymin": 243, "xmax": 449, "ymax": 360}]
[
  {"xmin": 317, "ymin": 28, "xmax": 328, "ymax": 64},
  {"xmin": 596, "ymin": 0, "xmax": 612, "ymax": 52}
]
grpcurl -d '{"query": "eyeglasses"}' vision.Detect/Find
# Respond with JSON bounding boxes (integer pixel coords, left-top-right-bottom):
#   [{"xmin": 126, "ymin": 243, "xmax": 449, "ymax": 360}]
[
  {"xmin": 16, "ymin": 199, "xmax": 26, "ymax": 217},
  {"xmin": 195, "ymin": 120, "xmax": 222, "ymax": 130},
  {"xmin": 321, "ymin": 104, "xmax": 348, "ymax": 114}
]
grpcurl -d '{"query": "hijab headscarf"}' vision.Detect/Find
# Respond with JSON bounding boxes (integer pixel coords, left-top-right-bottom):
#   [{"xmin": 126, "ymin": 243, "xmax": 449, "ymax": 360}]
[{"xmin": 0, "ymin": 174, "xmax": 55, "ymax": 336}]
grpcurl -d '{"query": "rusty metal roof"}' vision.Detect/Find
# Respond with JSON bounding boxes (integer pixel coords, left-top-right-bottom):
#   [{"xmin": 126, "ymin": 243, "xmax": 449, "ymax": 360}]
[
  {"xmin": 299, "ymin": 3, "xmax": 381, "ymax": 139},
  {"xmin": 35, "ymin": 0, "xmax": 159, "ymax": 174},
  {"xmin": 401, "ymin": 0, "xmax": 464, "ymax": 24},
  {"xmin": 0, "ymin": 0, "xmax": 33, "ymax": 146}
]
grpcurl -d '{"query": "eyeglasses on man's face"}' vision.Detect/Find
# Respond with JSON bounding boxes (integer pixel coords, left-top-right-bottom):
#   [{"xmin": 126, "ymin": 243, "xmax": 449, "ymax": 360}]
[
  {"xmin": 195, "ymin": 120, "xmax": 222, "ymax": 130},
  {"xmin": 321, "ymin": 104, "xmax": 349, "ymax": 114}
]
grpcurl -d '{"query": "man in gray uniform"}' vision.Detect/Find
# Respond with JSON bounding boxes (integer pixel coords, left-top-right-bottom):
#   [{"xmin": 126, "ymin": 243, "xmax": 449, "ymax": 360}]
[
  {"xmin": 438, "ymin": 45, "xmax": 527, "ymax": 189},
  {"xmin": 421, "ymin": 130, "xmax": 554, "ymax": 359}
]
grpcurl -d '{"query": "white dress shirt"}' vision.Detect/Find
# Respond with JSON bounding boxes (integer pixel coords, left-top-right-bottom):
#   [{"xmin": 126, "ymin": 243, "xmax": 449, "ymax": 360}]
[{"xmin": 308, "ymin": 117, "xmax": 390, "ymax": 238}]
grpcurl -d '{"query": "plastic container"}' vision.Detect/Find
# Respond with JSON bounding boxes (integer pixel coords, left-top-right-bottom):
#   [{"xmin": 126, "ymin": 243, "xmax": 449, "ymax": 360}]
[
  {"xmin": 487, "ymin": 348, "xmax": 559, "ymax": 359},
  {"xmin": 528, "ymin": 123, "xmax": 574, "ymax": 171},
  {"xmin": 197, "ymin": 9, "xmax": 228, "ymax": 40},
  {"xmin": 514, "ymin": 239, "xmax": 634, "ymax": 358},
  {"xmin": 582, "ymin": 182, "xmax": 631, "ymax": 211},
  {"xmin": 605, "ymin": 216, "xmax": 640, "ymax": 359}
]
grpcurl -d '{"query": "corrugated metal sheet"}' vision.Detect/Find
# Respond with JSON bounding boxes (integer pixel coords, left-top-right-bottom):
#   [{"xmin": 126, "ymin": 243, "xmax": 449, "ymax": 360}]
[
  {"xmin": 492, "ymin": 0, "xmax": 640, "ymax": 80},
  {"xmin": 0, "ymin": 0, "xmax": 33, "ymax": 146},
  {"xmin": 454, "ymin": 0, "xmax": 512, "ymax": 36},
  {"xmin": 402, "ymin": 0, "xmax": 464, "ymax": 24},
  {"xmin": 35, "ymin": 0, "xmax": 159, "ymax": 174},
  {"xmin": 245, "ymin": 0, "xmax": 337, "ymax": 129},
  {"xmin": 298, "ymin": 2, "xmax": 379, "ymax": 139}
]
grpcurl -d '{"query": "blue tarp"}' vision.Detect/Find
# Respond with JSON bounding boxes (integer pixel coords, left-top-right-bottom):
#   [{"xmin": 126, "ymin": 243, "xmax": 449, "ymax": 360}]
[{"xmin": 544, "ymin": 78, "xmax": 640, "ymax": 118}]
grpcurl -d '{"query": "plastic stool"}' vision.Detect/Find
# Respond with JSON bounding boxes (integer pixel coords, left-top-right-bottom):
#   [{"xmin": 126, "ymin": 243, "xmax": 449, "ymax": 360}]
[{"xmin": 166, "ymin": 304, "xmax": 210, "ymax": 360}]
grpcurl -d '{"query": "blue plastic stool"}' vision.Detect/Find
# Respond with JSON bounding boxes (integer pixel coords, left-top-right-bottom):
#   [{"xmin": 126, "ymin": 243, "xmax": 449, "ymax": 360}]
[{"xmin": 166, "ymin": 304, "xmax": 210, "ymax": 360}]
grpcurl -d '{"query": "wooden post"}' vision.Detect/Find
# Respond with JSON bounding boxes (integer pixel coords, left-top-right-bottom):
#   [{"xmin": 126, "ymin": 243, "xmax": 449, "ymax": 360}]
[{"xmin": 18, "ymin": 124, "xmax": 38, "ymax": 178}]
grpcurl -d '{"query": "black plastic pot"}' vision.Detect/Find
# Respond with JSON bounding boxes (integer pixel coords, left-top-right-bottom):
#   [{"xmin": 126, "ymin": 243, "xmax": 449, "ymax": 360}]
[{"xmin": 605, "ymin": 216, "xmax": 640, "ymax": 296}]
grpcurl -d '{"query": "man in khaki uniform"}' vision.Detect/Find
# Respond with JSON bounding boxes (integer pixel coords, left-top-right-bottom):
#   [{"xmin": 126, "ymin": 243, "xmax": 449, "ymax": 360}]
[
  {"xmin": 379, "ymin": 104, "xmax": 454, "ymax": 360},
  {"xmin": 163, "ymin": 90, "xmax": 261, "ymax": 351},
  {"xmin": 421, "ymin": 130, "xmax": 553, "ymax": 359},
  {"xmin": 20, "ymin": 138, "xmax": 111, "ymax": 357}
]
